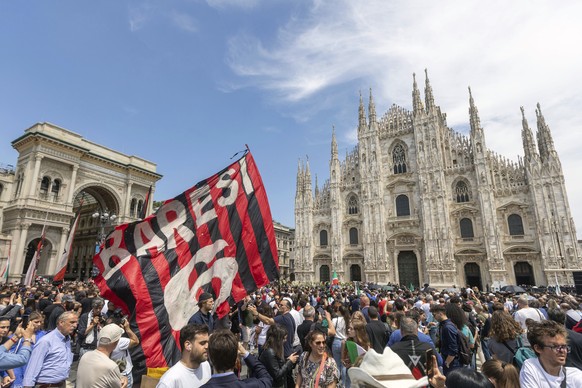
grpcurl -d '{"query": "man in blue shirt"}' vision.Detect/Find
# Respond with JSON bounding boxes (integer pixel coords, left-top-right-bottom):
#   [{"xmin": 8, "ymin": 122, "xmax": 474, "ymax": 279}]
[{"xmin": 23, "ymin": 311, "xmax": 78, "ymax": 387}]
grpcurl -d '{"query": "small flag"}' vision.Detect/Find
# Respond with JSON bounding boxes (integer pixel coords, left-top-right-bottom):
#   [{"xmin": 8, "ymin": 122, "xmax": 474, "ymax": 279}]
[
  {"xmin": 332, "ymin": 271, "xmax": 339, "ymax": 286},
  {"xmin": 555, "ymin": 273, "xmax": 561, "ymax": 296},
  {"xmin": 53, "ymin": 204, "xmax": 83, "ymax": 282},
  {"xmin": 139, "ymin": 185, "xmax": 152, "ymax": 219}
]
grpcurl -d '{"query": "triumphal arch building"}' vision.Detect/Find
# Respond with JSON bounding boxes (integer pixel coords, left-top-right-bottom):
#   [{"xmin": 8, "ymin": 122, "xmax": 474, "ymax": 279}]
[{"xmin": 0, "ymin": 122, "xmax": 161, "ymax": 281}]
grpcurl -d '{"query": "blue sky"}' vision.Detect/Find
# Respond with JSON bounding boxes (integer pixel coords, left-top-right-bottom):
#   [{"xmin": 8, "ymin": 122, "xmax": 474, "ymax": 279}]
[{"xmin": 2, "ymin": 1, "xmax": 582, "ymax": 237}]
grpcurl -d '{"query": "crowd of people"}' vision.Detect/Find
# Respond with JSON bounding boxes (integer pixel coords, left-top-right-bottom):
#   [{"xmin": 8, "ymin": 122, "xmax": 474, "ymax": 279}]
[{"xmin": 1, "ymin": 279, "xmax": 582, "ymax": 387}]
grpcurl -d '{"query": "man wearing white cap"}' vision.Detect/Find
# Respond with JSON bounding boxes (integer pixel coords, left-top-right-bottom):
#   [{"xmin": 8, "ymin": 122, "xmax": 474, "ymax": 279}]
[
  {"xmin": 76, "ymin": 324, "xmax": 127, "ymax": 388},
  {"xmin": 348, "ymin": 347, "xmax": 428, "ymax": 388}
]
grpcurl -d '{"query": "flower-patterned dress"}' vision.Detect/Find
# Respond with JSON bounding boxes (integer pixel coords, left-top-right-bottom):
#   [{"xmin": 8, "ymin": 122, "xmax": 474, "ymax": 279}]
[{"xmin": 297, "ymin": 351, "xmax": 340, "ymax": 388}]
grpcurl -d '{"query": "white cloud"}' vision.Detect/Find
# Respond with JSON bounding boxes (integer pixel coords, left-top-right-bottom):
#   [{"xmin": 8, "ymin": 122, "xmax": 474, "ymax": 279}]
[
  {"xmin": 170, "ymin": 11, "xmax": 198, "ymax": 33},
  {"xmin": 226, "ymin": 0, "xmax": 582, "ymax": 236},
  {"xmin": 206, "ymin": 0, "xmax": 259, "ymax": 10}
]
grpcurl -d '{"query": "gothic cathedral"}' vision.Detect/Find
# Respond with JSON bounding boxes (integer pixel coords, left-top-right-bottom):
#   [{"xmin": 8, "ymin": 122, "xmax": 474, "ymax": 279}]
[{"xmin": 293, "ymin": 71, "xmax": 581, "ymax": 289}]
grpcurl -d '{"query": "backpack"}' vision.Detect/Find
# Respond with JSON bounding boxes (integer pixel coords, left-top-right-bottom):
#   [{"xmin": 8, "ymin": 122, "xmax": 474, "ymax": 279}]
[
  {"xmin": 457, "ymin": 331, "xmax": 472, "ymax": 366},
  {"xmin": 503, "ymin": 336, "xmax": 537, "ymax": 370}
]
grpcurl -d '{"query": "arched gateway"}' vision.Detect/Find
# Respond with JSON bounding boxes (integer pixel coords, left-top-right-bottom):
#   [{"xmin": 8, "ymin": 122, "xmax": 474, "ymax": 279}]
[{"xmin": 1, "ymin": 123, "xmax": 162, "ymax": 281}]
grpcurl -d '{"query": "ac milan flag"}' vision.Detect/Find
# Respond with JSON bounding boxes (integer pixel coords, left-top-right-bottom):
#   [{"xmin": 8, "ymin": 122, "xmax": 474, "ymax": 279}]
[{"xmin": 93, "ymin": 151, "xmax": 279, "ymax": 369}]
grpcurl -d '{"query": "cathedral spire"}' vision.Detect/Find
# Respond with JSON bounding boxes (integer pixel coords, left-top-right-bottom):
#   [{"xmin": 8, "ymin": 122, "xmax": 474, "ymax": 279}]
[
  {"xmin": 535, "ymin": 102, "xmax": 557, "ymax": 162},
  {"xmin": 412, "ymin": 73, "xmax": 424, "ymax": 116},
  {"xmin": 368, "ymin": 88, "xmax": 377, "ymax": 124},
  {"xmin": 424, "ymin": 68, "xmax": 435, "ymax": 111},
  {"xmin": 295, "ymin": 158, "xmax": 303, "ymax": 198},
  {"xmin": 314, "ymin": 174, "xmax": 319, "ymax": 197},
  {"xmin": 358, "ymin": 91, "xmax": 367, "ymax": 131},
  {"xmin": 331, "ymin": 125, "xmax": 338, "ymax": 159},
  {"xmin": 468, "ymin": 87, "xmax": 482, "ymax": 134},
  {"xmin": 521, "ymin": 106, "xmax": 538, "ymax": 162}
]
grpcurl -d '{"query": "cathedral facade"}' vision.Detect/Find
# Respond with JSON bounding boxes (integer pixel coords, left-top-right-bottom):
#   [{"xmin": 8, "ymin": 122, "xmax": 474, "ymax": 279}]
[{"xmin": 294, "ymin": 72, "xmax": 581, "ymax": 289}]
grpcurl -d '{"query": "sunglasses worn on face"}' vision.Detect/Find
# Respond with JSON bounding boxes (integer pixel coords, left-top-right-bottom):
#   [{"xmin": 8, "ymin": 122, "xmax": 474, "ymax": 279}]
[{"xmin": 313, "ymin": 341, "xmax": 326, "ymax": 346}]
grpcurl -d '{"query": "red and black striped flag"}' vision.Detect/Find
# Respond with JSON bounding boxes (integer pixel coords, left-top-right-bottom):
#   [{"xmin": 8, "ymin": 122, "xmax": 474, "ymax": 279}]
[
  {"xmin": 93, "ymin": 151, "xmax": 279, "ymax": 369},
  {"xmin": 139, "ymin": 185, "xmax": 152, "ymax": 219}
]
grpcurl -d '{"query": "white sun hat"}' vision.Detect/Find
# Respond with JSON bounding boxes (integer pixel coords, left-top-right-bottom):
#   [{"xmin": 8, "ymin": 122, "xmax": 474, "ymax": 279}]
[{"xmin": 348, "ymin": 348, "xmax": 428, "ymax": 388}]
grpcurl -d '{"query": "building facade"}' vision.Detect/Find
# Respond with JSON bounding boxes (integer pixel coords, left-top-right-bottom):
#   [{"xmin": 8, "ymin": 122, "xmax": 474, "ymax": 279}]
[
  {"xmin": 272, "ymin": 221, "xmax": 295, "ymax": 282},
  {"xmin": 294, "ymin": 72, "xmax": 581, "ymax": 289},
  {"xmin": 0, "ymin": 123, "xmax": 161, "ymax": 282}
]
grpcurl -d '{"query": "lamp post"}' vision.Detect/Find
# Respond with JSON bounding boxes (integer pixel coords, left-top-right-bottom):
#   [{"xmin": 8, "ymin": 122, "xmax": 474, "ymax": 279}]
[{"xmin": 91, "ymin": 209, "xmax": 117, "ymax": 277}]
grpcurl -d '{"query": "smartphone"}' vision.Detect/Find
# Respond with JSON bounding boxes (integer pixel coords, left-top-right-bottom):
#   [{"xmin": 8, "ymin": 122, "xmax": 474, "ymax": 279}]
[
  {"xmin": 21, "ymin": 314, "xmax": 29, "ymax": 329},
  {"xmin": 425, "ymin": 348, "xmax": 434, "ymax": 378},
  {"xmin": 317, "ymin": 306, "xmax": 325, "ymax": 316}
]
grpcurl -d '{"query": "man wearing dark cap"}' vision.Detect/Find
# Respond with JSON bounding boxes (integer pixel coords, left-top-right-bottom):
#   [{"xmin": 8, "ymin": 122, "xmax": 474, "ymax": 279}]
[{"xmin": 188, "ymin": 293, "xmax": 215, "ymax": 332}]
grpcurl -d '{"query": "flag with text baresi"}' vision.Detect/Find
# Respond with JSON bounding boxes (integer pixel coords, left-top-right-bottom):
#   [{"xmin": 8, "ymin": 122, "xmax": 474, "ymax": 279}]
[{"xmin": 93, "ymin": 151, "xmax": 279, "ymax": 369}]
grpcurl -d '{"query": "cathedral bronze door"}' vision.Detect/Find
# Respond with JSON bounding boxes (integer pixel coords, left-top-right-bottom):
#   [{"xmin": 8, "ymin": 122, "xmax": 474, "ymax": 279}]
[
  {"xmin": 320, "ymin": 265, "xmax": 330, "ymax": 282},
  {"xmin": 350, "ymin": 264, "xmax": 362, "ymax": 282},
  {"xmin": 397, "ymin": 251, "xmax": 419, "ymax": 289},
  {"xmin": 464, "ymin": 263, "xmax": 483, "ymax": 290},
  {"xmin": 514, "ymin": 262, "xmax": 535, "ymax": 286}
]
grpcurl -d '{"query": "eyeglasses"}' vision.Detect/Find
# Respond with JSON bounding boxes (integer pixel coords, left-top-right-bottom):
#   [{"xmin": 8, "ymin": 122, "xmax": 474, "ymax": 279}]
[
  {"xmin": 540, "ymin": 344, "xmax": 571, "ymax": 353},
  {"xmin": 313, "ymin": 341, "xmax": 326, "ymax": 346}
]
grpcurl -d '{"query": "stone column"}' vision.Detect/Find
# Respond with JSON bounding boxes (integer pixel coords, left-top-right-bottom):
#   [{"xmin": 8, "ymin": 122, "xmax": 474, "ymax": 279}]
[
  {"xmin": 27, "ymin": 155, "xmax": 43, "ymax": 197},
  {"xmin": 124, "ymin": 182, "xmax": 133, "ymax": 218},
  {"xmin": 67, "ymin": 165, "xmax": 79, "ymax": 204},
  {"xmin": 14, "ymin": 223, "xmax": 30, "ymax": 278}
]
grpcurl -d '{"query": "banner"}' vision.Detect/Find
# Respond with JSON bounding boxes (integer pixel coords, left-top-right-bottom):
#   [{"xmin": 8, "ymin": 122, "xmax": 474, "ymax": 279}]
[
  {"xmin": 139, "ymin": 185, "xmax": 152, "ymax": 219},
  {"xmin": 93, "ymin": 151, "xmax": 279, "ymax": 368}
]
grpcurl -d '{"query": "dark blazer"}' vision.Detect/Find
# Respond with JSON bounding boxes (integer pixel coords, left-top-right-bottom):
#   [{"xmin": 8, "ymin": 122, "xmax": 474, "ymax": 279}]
[
  {"xmin": 201, "ymin": 354, "xmax": 272, "ymax": 388},
  {"xmin": 258, "ymin": 348, "xmax": 294, "ymax": 388}
]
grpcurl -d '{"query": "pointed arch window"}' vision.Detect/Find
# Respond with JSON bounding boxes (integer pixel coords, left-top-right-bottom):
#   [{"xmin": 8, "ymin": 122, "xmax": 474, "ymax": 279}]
[
  {"xmin": 393, "ymin": 144, "xmax": 407, "ymax": 174},
  {"xmin": 40, "ymin": 176, "xmax": 51, "ymax": 194},
  {"xmin": 349, "ymin": 227, "xmax": 358, "ymax": 245},
  {"xmin": 320, "ymin": 230, "xmax": 328, "ymax": 247},
  {"xmin": 455, "ymin": 181, "xmax": 471, "ymax": 203},
  {"xmin": 396, "ymin": 195, "xmax": 410, "ymax": 216},
  {"xmin": 508, "ymin": 214, "xmax": 524, "ymax": 236},
  {"xmin": 348, "ymin": 195, "xmax": 358, "ymax": 215},
  {"xmin": 460, "ymin": 218, "xmax": 474, "ymax": 238}
]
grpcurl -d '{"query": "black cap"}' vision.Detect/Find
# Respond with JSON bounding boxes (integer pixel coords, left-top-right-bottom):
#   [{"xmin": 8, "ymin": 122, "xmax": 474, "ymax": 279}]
[{"xmin": 197, "ymin": 292, "xmax": 213, "ymax": 305}]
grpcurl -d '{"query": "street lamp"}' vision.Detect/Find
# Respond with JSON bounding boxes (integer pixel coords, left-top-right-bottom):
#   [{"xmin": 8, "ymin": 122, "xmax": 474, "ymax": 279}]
[{"xmin": 91, "ymin": 209, "xmax": 117, "ymax": 277}]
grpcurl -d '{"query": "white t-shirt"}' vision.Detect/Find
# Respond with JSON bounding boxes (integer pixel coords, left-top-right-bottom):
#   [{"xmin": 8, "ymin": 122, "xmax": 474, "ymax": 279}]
[
  {"xmin": 156, "ymin": 360, "xmax": 211, "ymax": 388},
  {"xmin": 289, "ymin": 308, "xmax": 303, "ymax": 347},
  {"xmin": 77, "ymin": 350, "xmax": 122, "ymax": 388},
  {"xmin": 257, "ymin": 322, "xmax": 269, "ymax": 346},
  {"xmin": 514, "ymin": 307, "xmax": 544, "ymax": 330},
  {"xmin": 520, "ymin": 358, "xmax": 582, "ymax": 387},
  {"xmin": 332, "ymin": 316, "xmax": 346, "ymax": 341},
  {"xmin": 111, "ymin": 337, "xmax": 133, "ymax": 375}
]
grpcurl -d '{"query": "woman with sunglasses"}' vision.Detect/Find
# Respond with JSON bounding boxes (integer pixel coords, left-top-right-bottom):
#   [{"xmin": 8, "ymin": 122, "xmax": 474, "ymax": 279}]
[{"xmin": 296, "ymin": 330, "xmax": 339, "ymax": 388}]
